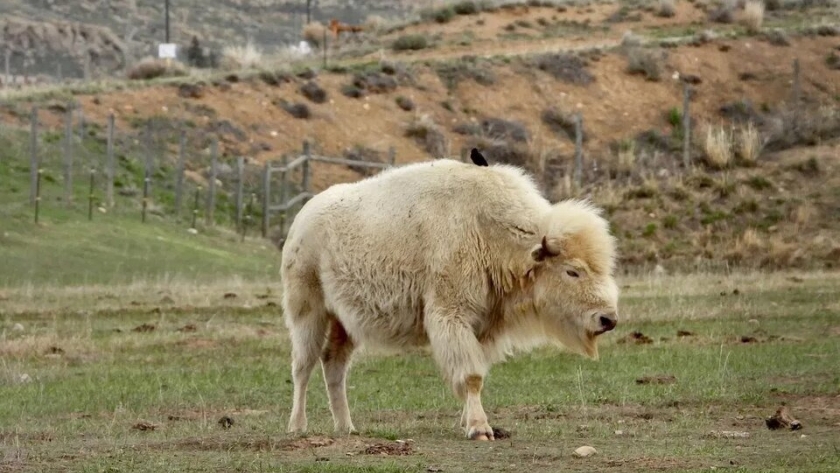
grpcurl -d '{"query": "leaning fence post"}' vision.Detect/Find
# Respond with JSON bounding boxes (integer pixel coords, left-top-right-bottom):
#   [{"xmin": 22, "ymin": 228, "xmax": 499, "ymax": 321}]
[
  {"xmin": 682, "ymin": 83, "xmax": 691, "ymax": 170},
  {"xmin": 235, "ymin": 156, "xmax": 244, "ymax": 233},
  {"xmin": 573, "ymin": 112, "xmax": 584, "ymax": 187},
  {"xmin": 261, "ymin": 162, "xmax": 271, "ymax": 238},
  {"xmin": 63, "ymin": 105, "xmax": 74, "ymax": 205},
  {"xmin": 29, "ymin": 106, "xmax": 38, "ymax": 206},
  {"xmin": 206, "ymin": 137, "xmax": 218, "ymax": 226},
  {"xmin": 174, "ymin": 128, "xmax": 186, "ymax": 216},
  {"xmin": 106, "ymin": 112, "xmax": 115, "ymax": 208}
]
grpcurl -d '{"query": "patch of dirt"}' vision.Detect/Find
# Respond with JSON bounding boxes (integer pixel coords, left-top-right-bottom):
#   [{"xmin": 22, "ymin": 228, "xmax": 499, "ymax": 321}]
[
  {"xmin": 618, "ymin": 331, "xmax": 654, "ymax": 345},
  {"xmin": 636, "ymin": 374, "xmax": 677, "ymax": 385},
  {"xmin": 362, "ymin": 439, "xmax": 414, "ymax": 456},
  {"xmin": 132, "ymin": 422, "xmax": 158, "ymax": 431},
  {"xmin": 132, "ymin": 323, "xmax": 156, "ymax": 333}
]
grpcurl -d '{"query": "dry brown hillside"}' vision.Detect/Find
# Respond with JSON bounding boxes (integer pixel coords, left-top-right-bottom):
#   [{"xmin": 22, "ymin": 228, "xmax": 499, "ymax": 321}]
[{"xmin": 2, "ymin": 1, "xmax": 839, "ymax": 272}]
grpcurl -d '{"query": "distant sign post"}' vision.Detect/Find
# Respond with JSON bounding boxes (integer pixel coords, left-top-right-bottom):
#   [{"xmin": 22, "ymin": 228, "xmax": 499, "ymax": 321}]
[{"xmin": 158, "ymin": 43, "xmax": 177, "ymax": 62}]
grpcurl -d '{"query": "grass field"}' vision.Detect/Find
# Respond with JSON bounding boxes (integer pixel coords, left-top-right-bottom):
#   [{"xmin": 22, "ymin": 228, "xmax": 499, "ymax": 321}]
[{"xmin": 2, "ymin": 270, "xmax": 838, "ymax": 473}]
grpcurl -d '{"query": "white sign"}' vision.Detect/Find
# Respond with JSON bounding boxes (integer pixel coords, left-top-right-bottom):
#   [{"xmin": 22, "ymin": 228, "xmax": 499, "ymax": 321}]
[{"xmin": 158, "ymin": 43, "xmax": 177, "ymax": 59}]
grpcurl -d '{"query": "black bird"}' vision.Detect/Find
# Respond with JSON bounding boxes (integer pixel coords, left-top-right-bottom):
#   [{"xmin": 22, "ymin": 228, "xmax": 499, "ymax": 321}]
[{"xmin": 470, "ymin": 148, "xmax": 489, "ymax": 167}]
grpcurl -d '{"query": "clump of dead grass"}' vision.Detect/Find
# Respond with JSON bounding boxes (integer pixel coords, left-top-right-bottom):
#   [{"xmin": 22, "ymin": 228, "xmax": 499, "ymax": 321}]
[
  {"xmin": 657, "ymin": 0, "xmax": 677, "ymax": 17},
  {"xmin": 624, "ymin": 47, "xmax": 663, "ymax": 81},
  {"xmin": 405, "ymin": 114, "xmax": 448, "ymax": 158},
  {"xmin": 126, "ymin": 57, "xmax": 189, "ymax": 80},
  {"xmin": 219, "ymin": 42, "xmax": 264, "ymax": 71},
  {"xmin": 736, "ymin": 122, "xmax": 764, "ymax": 165},
  {"xmin": 302, "ymin": 22, "xmax": 327, "ymax": 48},
  {"xmin": 742, "ymin": 0, "xmax": 765, "ymax": 33},
  {"xmin": 702, "ymin": 123, "xmax": 734, "ymax": 169}
]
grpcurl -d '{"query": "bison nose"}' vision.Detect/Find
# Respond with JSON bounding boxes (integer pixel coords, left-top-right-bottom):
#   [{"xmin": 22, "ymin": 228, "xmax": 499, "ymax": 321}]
[{"xmin": 599, "ymin": 313, "xmax": 617, "ymax": 332}]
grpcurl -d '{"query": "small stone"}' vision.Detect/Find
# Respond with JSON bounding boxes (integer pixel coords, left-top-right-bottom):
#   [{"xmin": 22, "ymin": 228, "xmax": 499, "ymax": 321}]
[
  {"xmin": 17, "ymin": 373, "xmax": 32, "ymax": 384},
  {"xmin": 573, "ymin": 446, "xmax": 597, "ymax": 457},
  {"xmin": 614, "ymin": 430, "xmax": 624, "ymax": 435},
  {"xmin": 12, "ymin": 323, "xmax": 24, "ymax": 332}
]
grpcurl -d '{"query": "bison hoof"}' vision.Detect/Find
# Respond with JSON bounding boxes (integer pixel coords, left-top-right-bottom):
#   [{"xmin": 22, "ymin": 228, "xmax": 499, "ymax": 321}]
[{"xmin": 468, "ymin": 426, "xmax": 495, "ymax": 441}]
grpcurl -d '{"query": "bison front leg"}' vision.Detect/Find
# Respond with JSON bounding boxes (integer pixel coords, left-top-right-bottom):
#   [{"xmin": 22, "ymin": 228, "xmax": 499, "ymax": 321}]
[{"xmin": 426, "ymin": 309, "xmax": 494, "ymax": 441}]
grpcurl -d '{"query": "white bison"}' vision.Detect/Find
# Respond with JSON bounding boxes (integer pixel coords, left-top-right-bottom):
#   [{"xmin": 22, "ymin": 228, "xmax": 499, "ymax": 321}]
[{"xmin": 280, "ymin": 151, "xmax": 620, "ymax": 440}]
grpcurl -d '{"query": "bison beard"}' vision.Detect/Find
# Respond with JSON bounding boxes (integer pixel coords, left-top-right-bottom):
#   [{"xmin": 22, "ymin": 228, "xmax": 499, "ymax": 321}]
[{"xmin": 280, "ymin": 150, "xmax": 620, "ymax": 440}]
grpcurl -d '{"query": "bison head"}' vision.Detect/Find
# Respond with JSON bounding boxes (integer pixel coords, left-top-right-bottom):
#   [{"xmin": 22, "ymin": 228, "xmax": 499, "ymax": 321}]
[{"xmin": 527, "ymin": 200, "xmax": 619, "ymax": 360}]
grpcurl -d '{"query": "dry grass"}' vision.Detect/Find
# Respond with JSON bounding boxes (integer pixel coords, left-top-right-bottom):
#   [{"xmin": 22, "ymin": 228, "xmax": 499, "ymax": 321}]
[
  {"xmin": 302, "ymin": 21, "xmax": 327, "ymax": 48},
  {"xmin": 791, "ymin": 203, "xmax": 818, "ymax": 227},
  {"xmin": 126, "ymin": 57, "xmax": 189, "ymax": 80},
  {"xmin": 742, "ymin": 0, "xmax": 765, "ymax": 33},
  {"xmin": 702, "ymin": 123, "xmax": 734, "ymax": 169},
  {"xmin": 658, "ymin": 0, "xmax": 677, "ymax": 17},
  {"xmin": 219, "ymin": 42, "xmax": 264, "ymax": 71},
  {"xmin": 405, "ymin": 113, "xmax": 449, "ymax": 157},
  {"xmin": 617, "ymin": 140, "xmax": 637, "ymax": 175},
  {"xmin": 736, "ymin": 122, "xmax": 764, "ymax": 164}
]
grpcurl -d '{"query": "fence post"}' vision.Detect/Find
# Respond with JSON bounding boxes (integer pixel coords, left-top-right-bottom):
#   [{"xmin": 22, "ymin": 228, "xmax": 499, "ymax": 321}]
[
  {"xmin": 388, "ymin": 146, "xmax": 396, "ymax": 166},
  {"xmin": 280, "ymin": 155, "xmax": 289, "ymax": 236},
  {"xmin": 792, "ymin": 58, "xmax": 801, "ymax": 129},
  {"xmin": 106, "ymin": 112, "xmax": 115, "ymax": 208},
  {"xmin": 573, "ymin": 112, "xmax": 583, "ymax": 187},
  {"xmin": 34, "ymin": 169, "xmax": 42, "ymax": 223},
  {"xmin": 235, "ymin": 156, "xmax": 244, "ymax": 233},
  {"xmin": 63, "ymin": 105, "xmax": 74, "ymax": 205},
  {"xmin": 302, "ymin": 143, "xmax": 311, "ymax": 200},
  {"xmin": 174, "ymin": 129, "xmax": 186, "ymax": 216},
  {"xmin": 191, "ymin": 186, "xmax": 201, "ymax": 229},
  {"xmin": 29, "ymin": 106, "xmax": 38, "ymax": 206},
  {"xmin": 142, "ymin": 121, "xmax": 152, "ymax": 223},
  {"xmin": 3, "ymin": 48, "xmax": 9, "ymax": 84},
  {"xmin": 323, "ymin": 29, "xmax": 328, "ymax": 68},
  {"xmin": 243, "ymin": 193, "xmax": 255, "ymax": 242},
  {"xmin": 206, "ymin": 137, "xmax": 218, "ymax": 226},
  {"xmin": 88, "ymin": 168, "xmax": 95, "ymax": 221},
  {"xmin": 261, "ymin": 162, "xmax": 270, "ymax": 238},
  {"xmin": 682, "ymin": 83, "xmax": 691, "ymax": 170}
]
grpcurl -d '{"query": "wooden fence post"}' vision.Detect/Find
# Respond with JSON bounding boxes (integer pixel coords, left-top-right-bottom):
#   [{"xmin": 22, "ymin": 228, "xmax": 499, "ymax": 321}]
[
  {"xmin": 174, "ymin": 128, "xmax": 186, "ymax": 216},
  {"xmin": 29, "ymin": 106, "xmax": 38, "ymax": 206},
  {"xmin": 792, "ymin": 58, "xmax": 801, "ymax": 130},
  {"xmin": 63, "ymin": 105, "xmax": 74, "ymax": 205},
  {"xmin": 261, "ymin": 162, "xmax": 271, "ymax": 238},
  {"xmin": 3, "ymin": 49, "xmax": 10, "ymax": 85},
  {"xmin": 235, "ymin": 156, "xmax": 244, "ymax": 233},
  {"xmin": 573, "ymin": 112, "xmax": 583, "ymax": 187},
  {"xmin": 302, "ymin": 143, "xmax": 311, "ymax": 201},
  {"xmin": 280, "ymin": 155, "xmax": 289, "ymax": 236},
  {"xmin": 142, "ymin": 120, "xmax": 152, "ymax": 223},
  {"xmin": 106, "ymin": 112, "xmax": 115, "ymax": 208},
  {"xmin": 191, "ymin": 186, "xmax": 201, "ymax": 229},
  {"xmin": 682, "ymin": 83, "xmax": 691, "ymax": 170},
  {"xmin": 388, "ymin": 146, "xmax": 396, "ymax": 166},
  {"xmin": 34, "ymin": 169, "xmax": 42, "ymax": 223},
  {"xmin": 88, "ymin": 168, "xmax": 95, "ymax": 221},
  {"xmin": 206, "ymin": 137, "xmax": 217, "ymax": 226},
  {"xmin": 323, "ymin": 29, "xmax": 328, "ymax": 68}
]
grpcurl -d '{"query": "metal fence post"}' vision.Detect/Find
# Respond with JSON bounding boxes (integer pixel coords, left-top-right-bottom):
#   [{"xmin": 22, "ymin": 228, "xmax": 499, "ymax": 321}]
[
  {"xmin": 29, "ymin": 106, "xmax": 38, "ymax": 206},
  {"xmin": 206, "ymin": 137, "xmax": 218, "ymax": 226},
  {"xmin": 63, "ymin": 105, "xmax": 74, "ymax": 205},
  {"xmin": 573, "ymin": 112, "xmax": 583, "ymax": 187},
  {"xmin": 235, "ymin": 156, "xmax": 244, "ymax": 232},
  {"xmin": 174, "ymin": 128, "xmax": 186, "ymax": 215},
  {"xmin": 682, "ymin": 83, "xmax": 691, "ymax": 170}
]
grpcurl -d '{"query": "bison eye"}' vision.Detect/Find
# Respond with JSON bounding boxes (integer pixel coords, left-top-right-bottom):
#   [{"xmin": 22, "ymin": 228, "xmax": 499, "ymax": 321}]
[{"xmin": 566, "ymin": 269, "xmax": 580, "ymax": 278}]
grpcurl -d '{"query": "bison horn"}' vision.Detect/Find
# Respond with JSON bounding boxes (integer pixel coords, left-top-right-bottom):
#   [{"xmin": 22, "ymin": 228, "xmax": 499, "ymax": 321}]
[{"xmin": 532, "ymin": 236, "xmax": 561, "ymax": 262}]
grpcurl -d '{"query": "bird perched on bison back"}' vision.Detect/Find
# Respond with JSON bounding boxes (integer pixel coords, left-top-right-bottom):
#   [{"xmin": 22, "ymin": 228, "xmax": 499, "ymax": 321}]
[
  {"xmin": 470, "ymin": 147, "xmax": 489, "ymax": 166},
  {"xmin": 280, "ymin": 149, "xmax": 620, "ymax": 441}
]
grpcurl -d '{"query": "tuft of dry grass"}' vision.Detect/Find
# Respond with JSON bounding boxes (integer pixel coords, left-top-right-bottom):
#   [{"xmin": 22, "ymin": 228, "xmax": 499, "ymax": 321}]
[
  {"xmin": 736, "ymin": 122, "xmax": 764, "ymax": 164},
  {"xmin": 658, "ymin": 0, "xmax": 677, "ymax": 17},
  {"xmin": 219, "ymin": 42, "xmax": 264, "ymax": 71},
  {"xmin": 302, "ymin": 21, "xmax": 326, "ymax": 48},
  {"xmin": 791, "ymin": 204, "xmax": 818, "ymax": 227},
  {"xmin": 742, "ymin": 0, "xmax": 765, "ymax": 33},
  {"xmin": 702, "ymin": 123, "xmax": 734, "ymax": 169},
  {"xmin": 126, "ymin": 57, "xmax": 188, "ymax": 80},
  {"xmin": 405, "ymin": 114, "xmax": 449, "ymax": 158}
]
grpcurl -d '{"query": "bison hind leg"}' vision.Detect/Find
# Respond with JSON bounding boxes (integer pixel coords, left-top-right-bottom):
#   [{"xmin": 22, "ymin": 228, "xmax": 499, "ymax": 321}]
[
  {"xmin": 321, "ymin": 317, "xmax": 358, "ymax": 434},
  {"xmin": 284, "ymin": 280, "xmax": 330, "ymax": 434}
]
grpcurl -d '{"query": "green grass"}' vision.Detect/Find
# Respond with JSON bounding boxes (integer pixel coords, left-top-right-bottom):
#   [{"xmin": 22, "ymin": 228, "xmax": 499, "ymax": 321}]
[{"xmin": 1, "ymin": 271, "xmax": 839, "ymax": 472}]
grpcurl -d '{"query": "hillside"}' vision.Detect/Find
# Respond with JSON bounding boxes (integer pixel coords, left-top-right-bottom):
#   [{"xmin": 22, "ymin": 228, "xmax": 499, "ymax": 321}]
[{"xmin": 1, "ymin": 0, "xmax": 839, "ymax": 273}]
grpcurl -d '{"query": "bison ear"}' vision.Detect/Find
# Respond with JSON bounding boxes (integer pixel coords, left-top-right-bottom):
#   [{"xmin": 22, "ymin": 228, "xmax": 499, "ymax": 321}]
[{"xmin": 530, "ymin": 236, "xmax": 562, "ymax": 262}]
